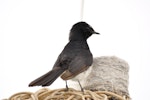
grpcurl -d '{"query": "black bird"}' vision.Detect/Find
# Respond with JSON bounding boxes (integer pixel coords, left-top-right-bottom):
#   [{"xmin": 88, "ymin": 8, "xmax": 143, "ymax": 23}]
[{"xmin": 29, "ymin": 22, "xmax": 99, "ymax": 87}]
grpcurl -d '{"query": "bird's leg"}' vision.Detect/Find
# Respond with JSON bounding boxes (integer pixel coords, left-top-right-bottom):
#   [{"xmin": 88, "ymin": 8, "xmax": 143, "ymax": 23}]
[
  {"xmin": 78, "ymin": 80, "xmax": 84, "ymax": 92},
  {"xmin": 65, "ymin": 81, "xmax": 69, "ymax": 91}
]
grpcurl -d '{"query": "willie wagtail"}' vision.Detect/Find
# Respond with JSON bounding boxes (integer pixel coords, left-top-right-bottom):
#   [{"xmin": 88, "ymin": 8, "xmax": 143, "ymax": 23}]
[{"xmin": 29, "ymin": 22, "xmax": 99, "ymax": 87}]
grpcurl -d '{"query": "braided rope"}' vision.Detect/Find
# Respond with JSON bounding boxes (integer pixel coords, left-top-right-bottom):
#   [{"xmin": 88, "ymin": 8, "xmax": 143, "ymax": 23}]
[{"xmin": 6, "ymin": 88, "xmax": 130, "ymax": 100}]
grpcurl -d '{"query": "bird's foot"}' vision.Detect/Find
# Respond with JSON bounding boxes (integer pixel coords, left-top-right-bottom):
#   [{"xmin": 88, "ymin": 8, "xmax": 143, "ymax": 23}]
[
  {"xmin": 78, "ymin": 80, "xmax": 84, "ymax": 93},
  {"xmin": 65, "ymin": 81, "xmax": 69, "ymax": 91}
]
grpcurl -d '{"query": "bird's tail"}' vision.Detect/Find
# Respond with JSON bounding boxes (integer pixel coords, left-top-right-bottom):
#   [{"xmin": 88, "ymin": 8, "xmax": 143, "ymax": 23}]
[{"xmin": 29, "ymin": 68, "xmax": 65, "ymax": 86}]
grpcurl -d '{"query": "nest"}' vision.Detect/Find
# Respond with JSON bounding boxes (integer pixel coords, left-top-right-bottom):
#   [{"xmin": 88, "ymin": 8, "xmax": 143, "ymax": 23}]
[
  {"xmin": 69, "ymin": 56, "xmax": 129, "ymax": 96},
  {"xmin": 5, "ymin": 88, "xmax": 130, "ymax": 100}
]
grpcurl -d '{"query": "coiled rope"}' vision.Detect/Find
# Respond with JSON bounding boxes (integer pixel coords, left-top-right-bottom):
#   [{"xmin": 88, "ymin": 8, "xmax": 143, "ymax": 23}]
[{"xmin": 6, "ymin": 88, "xmax": 130, "ymax": 100}]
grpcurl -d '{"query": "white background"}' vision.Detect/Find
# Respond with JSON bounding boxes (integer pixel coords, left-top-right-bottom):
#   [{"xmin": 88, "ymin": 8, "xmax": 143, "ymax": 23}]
[{"xmin": 0, "ymin": 0, "xmax": 150, "ymax": 99}]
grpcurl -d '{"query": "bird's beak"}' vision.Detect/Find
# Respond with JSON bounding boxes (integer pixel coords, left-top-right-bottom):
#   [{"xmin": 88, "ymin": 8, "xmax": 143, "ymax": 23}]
[{"xmin": 93, "ymin": 31, "xmax": 100, "ymax": 35}]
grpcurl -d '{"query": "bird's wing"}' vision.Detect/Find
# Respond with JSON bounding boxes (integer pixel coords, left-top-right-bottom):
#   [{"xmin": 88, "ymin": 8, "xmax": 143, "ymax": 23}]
[{"xmin": 61, "ymin": 51, "xmax": 93, "ymax": 80}]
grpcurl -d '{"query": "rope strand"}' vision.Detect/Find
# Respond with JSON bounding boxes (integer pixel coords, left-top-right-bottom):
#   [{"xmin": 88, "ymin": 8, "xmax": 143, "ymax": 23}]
[{"xmin": 80, "ymin": 0, "xmax": 84, "ymax": 21}]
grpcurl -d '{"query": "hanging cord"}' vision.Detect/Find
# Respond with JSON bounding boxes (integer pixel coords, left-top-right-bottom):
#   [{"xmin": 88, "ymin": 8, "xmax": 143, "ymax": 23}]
[{"xmin": 80, "ymin": 0, "xmax": 84, "ymax": 21}]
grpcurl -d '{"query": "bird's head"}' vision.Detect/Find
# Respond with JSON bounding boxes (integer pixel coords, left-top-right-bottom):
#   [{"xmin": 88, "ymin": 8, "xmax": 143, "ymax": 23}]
[{"xmin": 69, "ymin": 22, "xmax": 99, "ymax": 41}]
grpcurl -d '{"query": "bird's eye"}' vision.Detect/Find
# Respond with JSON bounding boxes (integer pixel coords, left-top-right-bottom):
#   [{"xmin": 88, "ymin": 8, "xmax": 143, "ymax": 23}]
[{"xmin": 85, "ymin": 27, "xmax": 94, "ymax": 32}]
